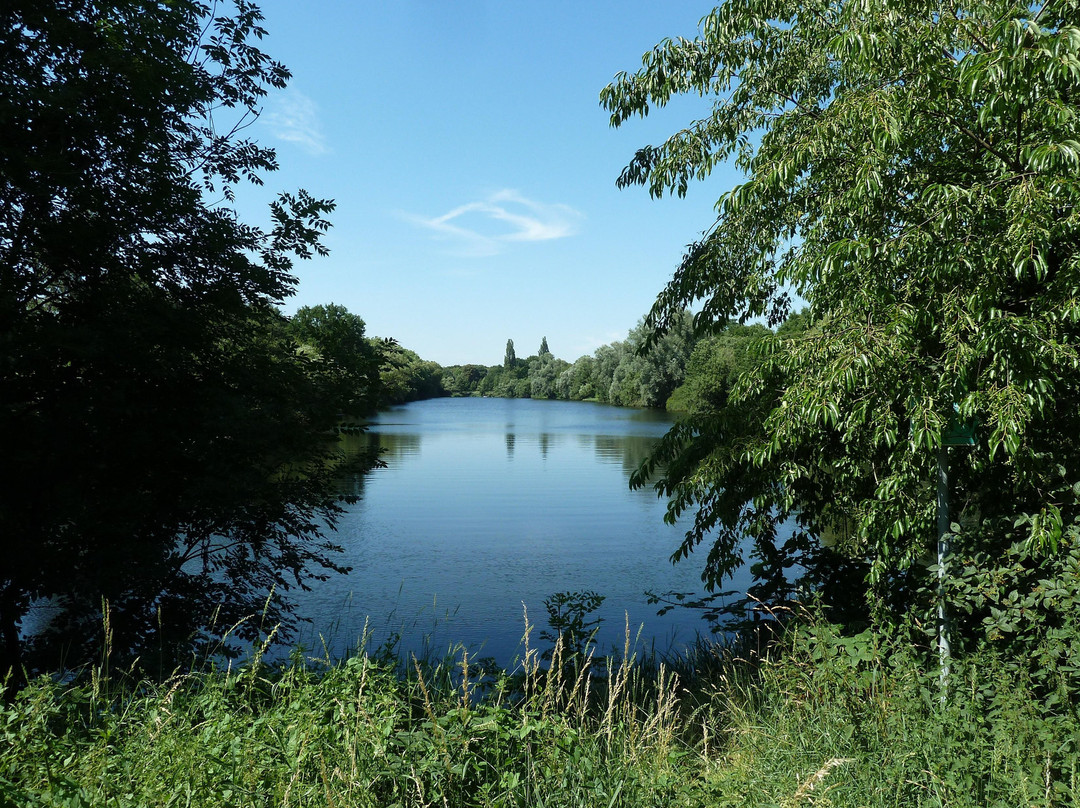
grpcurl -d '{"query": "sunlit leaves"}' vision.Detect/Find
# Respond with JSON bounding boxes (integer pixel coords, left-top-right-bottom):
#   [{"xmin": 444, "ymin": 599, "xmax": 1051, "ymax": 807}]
[{"xmin": 605, "ymin": 0, "xmax": 1080, "ymax": 596}]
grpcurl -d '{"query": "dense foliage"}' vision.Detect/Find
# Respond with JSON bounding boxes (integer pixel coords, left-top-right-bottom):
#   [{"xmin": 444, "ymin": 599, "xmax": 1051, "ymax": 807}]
[
  {"xmin": 287, "ymin": 304, "xmax": 382, "ymax": 417},
  {"xmin": 286, "ymin": 303, "xmax": 445, "ymax": 408},
  {"xmin": 375, "ymin": 340, "xmax": 445, "ymax": 405},
  {"xmin": 0, "ymin": 1, "xmax": 370, "ymax": 683},
  {"xmin": 603, "ymin": 0, "xmax": 1080, "ymax": 661},
  {"xmin": 664, "ymin": 323, "xmax": 771, "ymax": 414},
  {"xmin": 441, "ymin": 313, "xmax": 700, "ymax": 408},
  {"xmin": 2, "ymin": 615, "xmax": 1077, "ymax": 807}
]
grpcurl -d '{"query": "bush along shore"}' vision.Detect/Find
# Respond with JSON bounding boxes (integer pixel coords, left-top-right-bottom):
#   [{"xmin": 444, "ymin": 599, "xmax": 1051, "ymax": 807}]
[{"xmin": 2, "ymin": 610, "xmax": 1078, "ymax": 808}]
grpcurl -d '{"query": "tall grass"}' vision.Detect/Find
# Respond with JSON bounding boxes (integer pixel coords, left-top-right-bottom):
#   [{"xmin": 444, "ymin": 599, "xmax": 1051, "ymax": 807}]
[
  {"xmin": 1, "ymin": 615, "xmax": 691, "ymax": 808},
  {"xmin": 706, "ymin": 618, "xmax": 1080, "ymax": 807},
  {"xmin": 3, "ymin": 613, "xmax": 1078, "ymax": 807}
]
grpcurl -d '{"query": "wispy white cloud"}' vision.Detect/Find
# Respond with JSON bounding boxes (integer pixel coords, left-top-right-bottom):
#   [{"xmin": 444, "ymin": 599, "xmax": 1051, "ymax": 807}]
[
  {"xmin": 405, "ymin": 190, "xmax": 582, "ymax": 256},
  {"xmin": 263, "ymin": 89, "xmax": 328, "ymax": 156}
]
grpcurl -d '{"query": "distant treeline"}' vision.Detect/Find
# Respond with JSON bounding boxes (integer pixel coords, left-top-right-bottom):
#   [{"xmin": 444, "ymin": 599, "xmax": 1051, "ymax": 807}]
[
  {"xmin": 441, "ymin": 313, "xmax": 806, "ymax": 411},
  {"xmin": 299, "ymin": 303, "xmax": 811, "ymax": 413}
]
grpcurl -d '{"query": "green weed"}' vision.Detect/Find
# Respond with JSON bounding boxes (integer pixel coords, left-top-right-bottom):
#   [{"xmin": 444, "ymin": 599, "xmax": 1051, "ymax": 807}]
[{"xmin": 2, "ymin": 612, "xmax": 1078, "ymax": 807}]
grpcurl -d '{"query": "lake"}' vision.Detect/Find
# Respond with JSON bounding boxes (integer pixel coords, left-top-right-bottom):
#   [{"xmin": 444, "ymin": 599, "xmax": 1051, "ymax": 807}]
[{"xmin": 286, "ymin": 397, "xmax": 748, "ymax": 667}]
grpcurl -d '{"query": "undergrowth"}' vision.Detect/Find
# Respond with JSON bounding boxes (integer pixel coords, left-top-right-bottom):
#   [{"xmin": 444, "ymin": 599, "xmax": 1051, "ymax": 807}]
[{"xmin": 2, "ymin": 615, "xmax": 1078, "ymax": 807}]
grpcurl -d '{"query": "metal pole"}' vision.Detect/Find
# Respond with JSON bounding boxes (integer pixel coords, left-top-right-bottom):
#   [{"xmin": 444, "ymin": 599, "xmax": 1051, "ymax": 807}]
[{"xmin": 937, "ymin": 445, "xmax": 950, "ymax": 700}]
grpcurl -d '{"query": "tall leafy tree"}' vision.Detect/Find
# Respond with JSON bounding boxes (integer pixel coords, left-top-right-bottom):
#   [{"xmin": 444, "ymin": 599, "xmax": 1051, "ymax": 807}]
[
  {"xmin": 0, "ymin": 0, "xmax": 356, "ymax": 683},
  {"xmin": 605, "ymin": 0, "xmax": 1080, "ymax": 632},
  {"xmin": 529, "ymin": 352, "xmax": 568, "ymax": 400},
  {"xmin": 504, "ymin": 338, "xmax": 517, "ymax": 369},
  {"xmin": 288, "ymin": 304, "xmax": 381, "ymax": 416},
  {"xmin": 557, "ymin": 355, "xmax": 597, "ymax": 401},
  {"xmin": 441, "ymin": 364, "xmax": 488, "ymax": 397},
  {"xmin": 591, "ymin": 342, "xmax": 627, "ymax": 404},
  {"xmin": 376, "ymin": 341, "xmax": 445, "ymax": 404},
  {"xmin": 666, "ymin": 323, "xmax": 772, "ymax": 414},
  {"xmin": 601, "ymin": 313, "xmax": 697, "ymax": 408}
]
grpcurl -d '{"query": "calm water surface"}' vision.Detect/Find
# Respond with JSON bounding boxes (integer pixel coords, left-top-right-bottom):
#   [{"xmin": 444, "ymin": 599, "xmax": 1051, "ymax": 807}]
[{"xmin": 288, "ymin": 398, "xmax": 744, "ymax": 665}]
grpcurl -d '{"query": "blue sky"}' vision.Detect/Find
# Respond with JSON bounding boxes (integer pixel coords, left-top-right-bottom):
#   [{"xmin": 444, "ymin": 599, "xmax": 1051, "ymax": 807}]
[{"xmin": 239, "ymin": 1, "xmax": 741, "ymax": 366}]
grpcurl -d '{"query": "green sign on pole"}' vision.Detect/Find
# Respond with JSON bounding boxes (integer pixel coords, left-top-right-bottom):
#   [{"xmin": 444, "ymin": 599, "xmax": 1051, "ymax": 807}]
[{"xmin": 943, "ymin": 406, "xmax": 977, "ymax": 446}]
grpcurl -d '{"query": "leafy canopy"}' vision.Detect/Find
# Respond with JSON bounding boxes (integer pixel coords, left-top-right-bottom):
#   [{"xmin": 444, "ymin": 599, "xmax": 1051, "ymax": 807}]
[
  {"xmin": 604, "ymin": 0, "xmax": 1080, "ymax": 596},
  {"xmin": 0, "ymin": 0, "xmax": 355, "ymax": 679},
  {"xmin": 288, "ymin": 304, "xmax": 382, "ymax": 416}
]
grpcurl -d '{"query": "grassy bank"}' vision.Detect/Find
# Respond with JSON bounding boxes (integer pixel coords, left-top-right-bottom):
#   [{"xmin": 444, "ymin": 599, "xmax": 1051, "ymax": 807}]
[{"xmin": 2, "ymin": 620, "xmax": 1077, "ymax": 807}]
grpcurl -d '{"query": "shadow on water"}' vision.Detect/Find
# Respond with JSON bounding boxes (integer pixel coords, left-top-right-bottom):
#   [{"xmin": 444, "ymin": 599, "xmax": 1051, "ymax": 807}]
[
  {"xmin": 592, "ymin": 434, "xmax": 662, "ymax": 479},
  {"xmin": 20, "ymin": 399, "xmax": 740, "ymax": 678}
]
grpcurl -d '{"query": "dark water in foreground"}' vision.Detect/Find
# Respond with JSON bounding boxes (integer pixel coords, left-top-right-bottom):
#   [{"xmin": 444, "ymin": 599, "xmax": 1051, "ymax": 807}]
[{"xmin": 285, "ymin": 398, "xmax": 748, "ymax": 667}]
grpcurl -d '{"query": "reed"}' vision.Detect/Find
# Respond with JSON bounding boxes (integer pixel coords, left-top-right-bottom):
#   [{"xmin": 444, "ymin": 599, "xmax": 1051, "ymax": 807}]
[{"xmin": 3, "ymin": 612, "xmax": 1078, "ymax": 807}]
